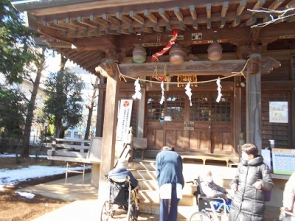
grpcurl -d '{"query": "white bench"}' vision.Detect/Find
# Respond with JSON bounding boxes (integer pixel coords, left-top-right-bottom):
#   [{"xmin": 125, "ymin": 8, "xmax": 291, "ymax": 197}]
[{"xmin": 47, "ymin": 138, "xmax": 101, "ymax": 183}]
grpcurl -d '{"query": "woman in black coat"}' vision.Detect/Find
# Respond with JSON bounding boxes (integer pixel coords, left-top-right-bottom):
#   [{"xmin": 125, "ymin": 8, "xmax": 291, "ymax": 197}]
[{"xmin": 229, "ymin": 143, "xmax": 274, "ymax": 221}]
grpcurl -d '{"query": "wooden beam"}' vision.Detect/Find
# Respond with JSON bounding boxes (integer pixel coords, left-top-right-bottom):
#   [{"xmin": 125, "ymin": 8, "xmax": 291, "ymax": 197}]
[
  {"xmin": 118, "ymin": 60, "xmax": 247, "ymax": 77},
  {"xmin": 165, "ymin": 23, "xmax": 172, "ymax": 31},
  {"xmin": 206, "ymin": 3, "xmax": 212, "ymax": 19},
  {"xmin": 153, "ymin": 25, "xmax": 164, "ymax": 32},
  {"xmin": 232, "ymin": 17, "xmax": 241, "ymax": 27},
  {"xmin": 80, "ymin": 17, "xmax": 99, "ymax": 28},
  {"xmin": 90, "ymin": 15, "xmax": 109, "ymax": 27},
  {"xmin": 105, "ymin": 28, "xmax": 121, "ymax": 35},
  {"xmin": 236, "ymin": 0, "xmax": 247, "ymax": 16},
  {"xmin": 245, "ymin": 16, "xmax": 257, "ymax": 26},
  {"xmin": 207, "ymin": 19, "xmax": 211, "ymax": 29},
  {"xmin": 251, "ymin": 0, "xmax": 265, "ymax": 13},
  {"xmin": 179, "ymin": 22, "xmax": 187, "ymax": 30},
  {"xmin": 220, "ymin": 18, "xmax": 226, "ymax": 28},
  {"xmin": 190, "ymin": 5, "xmax": 197, "ymax": 20},
  {"xmin": 56, "ymin": 19, "xmax": 77, "ymax": 30},
  {"xmin": 192, "ymin": 20, "xmax": 198, "ymax": 30},
  {"xmin": 117, "ymin": 27, "xmax": 132, "ymax": 35},
  {"xmin": 116, "ymin": 12, "xmax": 132, "ymax": 25},
  {"xmin": 102, "ymin": 14, "xmax": 121, "ymax": 26},
  {"xmin": 47, "ymin": 20, "xmax": 68, "ymax": 31},
  {"xmin": 268, "ymin": 0, "xmax": 285, "ymax": 10},
  {"xmin": 144, "ymin": 10, "xmax": 157, "ymax": 23},
  {"xmin": 286, "ymin": 0, "xmax": 295, "ymax": 7},
  {"xmin": 286, "ymin": 15, "xmax": 295, "ymax": 23},
  {"xmin": 221, "ymin": 1, "xmax": 229, "ymax": 18},
  {"xmin": 141, "ymin": 26, "xmax": 153, "ymax": 33},
  {"xmin": 174, "ymin": 7, "xmax": 183, "ymax": 21},
  {"xmin": 158, "ymin": 8, "xmax": 170, "ymax": 22},
  {"xmin": 71, "ymin": 17, "xmax": 91, "ymax": 29},
  {"xmin": 130, "ymin": 11, "xmax": 145, "ymax": 25}
]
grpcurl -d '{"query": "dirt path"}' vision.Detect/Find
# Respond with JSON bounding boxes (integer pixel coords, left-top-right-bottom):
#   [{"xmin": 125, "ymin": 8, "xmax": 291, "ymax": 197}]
[{"xmin": 0, "ymin": 157, "xmax": 69, "ymax": 221}]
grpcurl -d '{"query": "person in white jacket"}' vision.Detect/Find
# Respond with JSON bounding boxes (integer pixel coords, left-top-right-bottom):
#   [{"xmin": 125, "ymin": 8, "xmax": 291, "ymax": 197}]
[{"xmin": 282, "ymin": 172, "xmax": 295, "ymax": 220}]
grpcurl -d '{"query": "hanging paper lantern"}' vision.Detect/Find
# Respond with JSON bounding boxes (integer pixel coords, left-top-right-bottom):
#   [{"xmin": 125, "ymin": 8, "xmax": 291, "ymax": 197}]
[
  {"xmin": 208, "ymin": 42, "xmax": 223, "ymax": 61},
  {"xmin": 132, "ymin": 45, "xmax": 146, "ymax": 63}
]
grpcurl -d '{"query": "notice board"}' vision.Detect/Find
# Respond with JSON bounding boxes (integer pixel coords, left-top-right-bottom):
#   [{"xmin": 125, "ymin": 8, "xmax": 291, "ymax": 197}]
[{"xmin": 272, "ymin": 148, "xmax": 295, "ymax": 175}]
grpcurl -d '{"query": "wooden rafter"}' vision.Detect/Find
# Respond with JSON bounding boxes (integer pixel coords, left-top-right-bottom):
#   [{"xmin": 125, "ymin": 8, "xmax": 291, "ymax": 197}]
[
  {"xmin": 189, "ymin": 5, "xmax": 197, "ymax": 20},
  {"xmin": 236, "ymin": 0, "xmax": 247, "ymax": 16},
  {"xmin": 144, "ymin": 10, "xmax": 157, "ymax": 23},
  {"xmin": 174, "ymin": 7, "xmax": 183, "ymax": 21},
  {"xmin": 116, "ymin": 12, "xmax": 132, "ymax": 25},
  {"xmin": 158, "ymin": 8, "xmax": 170, "ymax": 22},
  {"xmin": 221, "ymin": 1, "xmax": 229, "ymax": 18},
  {"xmin": 130, "ymin": 11, "xmax": 145, "ymax": 24}
]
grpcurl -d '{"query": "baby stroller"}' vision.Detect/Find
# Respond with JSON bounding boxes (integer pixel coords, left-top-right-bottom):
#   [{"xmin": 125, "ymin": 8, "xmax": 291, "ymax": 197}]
[{"xmin": 100, "ymin": 175, "xmax": 139, "ymax": 221}]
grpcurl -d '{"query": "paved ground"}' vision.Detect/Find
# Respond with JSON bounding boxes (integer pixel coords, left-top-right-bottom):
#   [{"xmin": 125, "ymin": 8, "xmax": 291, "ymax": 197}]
[{"xmin": 18, "ymin": 173, "xmax": 281, "ymax": 221}]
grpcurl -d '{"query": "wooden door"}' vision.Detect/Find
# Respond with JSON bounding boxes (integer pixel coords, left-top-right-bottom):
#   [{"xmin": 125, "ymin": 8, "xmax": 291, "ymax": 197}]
[{"xmin": 145, "ymin": 92, "xmax": 234, "ymax": 155}]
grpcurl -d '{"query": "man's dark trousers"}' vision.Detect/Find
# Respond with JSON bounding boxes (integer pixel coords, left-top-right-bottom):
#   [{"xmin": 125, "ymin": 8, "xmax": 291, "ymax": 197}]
[{"xmin": 159, "ymin": 186, "xmax": 179, "ymax": 221}]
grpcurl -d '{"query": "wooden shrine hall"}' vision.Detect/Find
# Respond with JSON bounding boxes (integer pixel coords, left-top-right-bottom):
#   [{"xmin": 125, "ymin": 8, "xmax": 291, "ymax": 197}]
[{"xmin": 13, "ymin": 0, "xmax": 295, "ymax": 190}]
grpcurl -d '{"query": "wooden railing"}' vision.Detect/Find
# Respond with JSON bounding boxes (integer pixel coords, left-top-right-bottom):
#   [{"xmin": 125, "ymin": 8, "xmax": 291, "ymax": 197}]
[{"xmin": 46, "ymin": 137, "xmax": 101, "ymax": 183}]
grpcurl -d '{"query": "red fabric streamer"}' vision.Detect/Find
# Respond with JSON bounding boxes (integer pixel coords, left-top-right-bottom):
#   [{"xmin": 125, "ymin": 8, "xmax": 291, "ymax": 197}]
[{"xmin": 151, "ymin": 30, "xmax": 178, "ymax": 62}]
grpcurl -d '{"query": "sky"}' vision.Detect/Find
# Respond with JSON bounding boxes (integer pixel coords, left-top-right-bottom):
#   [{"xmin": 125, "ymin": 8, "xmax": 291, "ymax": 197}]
[{"xmin": 0, "ymin": 154, "xmax": 87, "ymax": 199}]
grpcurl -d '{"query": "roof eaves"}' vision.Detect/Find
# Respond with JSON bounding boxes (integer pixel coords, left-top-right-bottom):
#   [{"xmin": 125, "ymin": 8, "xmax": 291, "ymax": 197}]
[{"xmin": 11, "ymin": 0, "xmax": 96, "ymax": 11}]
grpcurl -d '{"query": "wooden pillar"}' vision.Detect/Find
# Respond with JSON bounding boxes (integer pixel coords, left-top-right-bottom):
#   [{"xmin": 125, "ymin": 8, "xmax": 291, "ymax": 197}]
[
  {"xmin": 97, "ymin": 61, "xmax": 119, "ymax": 202},
  {"xmin": 96, "ymin": 75, "xmax": 105, "ymax": 137},
  {"xmin": 246, "ymin": 53, "xmax": 262, "ymax": 151},
  {"xmin": 233, "ymin": 76, "xmax": 242, "ymax": 156},
  {"xmin": 136, "ymin": 86, "xmax": 146, "ymax": 138}
]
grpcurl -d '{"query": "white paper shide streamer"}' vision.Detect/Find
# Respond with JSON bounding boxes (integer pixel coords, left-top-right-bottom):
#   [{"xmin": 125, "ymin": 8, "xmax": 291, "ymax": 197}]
[
  {"xmin": 185, "ymin": 82, "xmax": 192, "ymax": 106},
  {"xmin": 216, "ymin": 77, "xmax": 222, "ymax": 103},
  {"xmin": 159, "ymin": 81, "xmax": 165, "ymax": 105},
  {"xmin": 132, "ymin": 78, "xmax": 142, "ymax": 100}
]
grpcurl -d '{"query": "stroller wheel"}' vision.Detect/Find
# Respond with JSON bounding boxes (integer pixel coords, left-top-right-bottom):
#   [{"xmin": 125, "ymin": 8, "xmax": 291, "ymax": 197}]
[{"xmin": 100, "ymin": 200, "xmax": 111, "ymax": 221}]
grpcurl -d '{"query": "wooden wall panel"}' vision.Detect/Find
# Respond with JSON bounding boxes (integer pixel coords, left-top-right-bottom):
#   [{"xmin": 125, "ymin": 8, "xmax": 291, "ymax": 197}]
[
  {"xmin": 189, "ymin": 130, "xmax": 200, "ymax": 150},
  {"xmin": 176, "ymin": 130, "xmax": 185, "ymax": 151},
  {"xmin": 155, "ymin": 129, "xmax": 164, "ymax": 148},
  {"xmin": 166, "ymin": 129, "xmax": 176, "ymax": 148}
]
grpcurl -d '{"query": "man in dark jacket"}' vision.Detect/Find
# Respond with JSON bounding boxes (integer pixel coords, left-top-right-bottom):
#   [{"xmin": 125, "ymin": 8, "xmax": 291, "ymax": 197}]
[
  {"xmin": 156, "ymin": 146, "xmax": 184, "ymax": 221},
  {"xmin": 229, "ymin": 143, "xmax": 273, "ymax": 221}
]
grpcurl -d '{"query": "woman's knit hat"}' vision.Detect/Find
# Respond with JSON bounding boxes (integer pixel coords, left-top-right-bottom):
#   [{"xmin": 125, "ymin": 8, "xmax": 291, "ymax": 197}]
[{"xmin": 116, "ymin": 158, "xmax": 128, "ymax": 169}]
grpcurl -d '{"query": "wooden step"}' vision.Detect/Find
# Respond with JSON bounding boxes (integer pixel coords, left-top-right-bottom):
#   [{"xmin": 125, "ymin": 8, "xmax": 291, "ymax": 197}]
[
  {"xmin": 139, "ymin": 202, "xmax": 196, "ymax": 220},
  {"xmin": 138, "ymin": 189, "xmax": 196, "ymax": 206}
]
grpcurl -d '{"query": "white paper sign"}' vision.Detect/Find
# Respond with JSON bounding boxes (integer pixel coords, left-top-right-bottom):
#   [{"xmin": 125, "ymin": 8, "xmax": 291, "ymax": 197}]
[
  {"xmin": 269, "ymin": 101, "xmax": 288, "ymax": 123},
  {"xmin": 116, "ymin": 99, "xmax": 133, "ymax": 141}
]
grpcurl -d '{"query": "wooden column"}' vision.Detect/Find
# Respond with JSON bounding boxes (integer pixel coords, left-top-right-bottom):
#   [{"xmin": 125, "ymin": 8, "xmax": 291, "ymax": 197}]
[
  {"xmin": 97, "ymin": 61, "xmax": 119, "ymax": 201},
  {"xmin": 233, "ymin": 76, "xmax": 242, "ymax": 156},
  {"xmin": 96, "ymin": 75, "xmax": 105, "ymax": 137},
  {"xmin": 246, "ymin": 53, "xmax": 262, "ymax": 151},
  {"xmin": 136, "ymin": 86, "xmax": 146, "ymax": 138}
]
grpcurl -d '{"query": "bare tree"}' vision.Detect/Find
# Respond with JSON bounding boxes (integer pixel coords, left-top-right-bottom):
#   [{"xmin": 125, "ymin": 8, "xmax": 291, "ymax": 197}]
[
  {"xmin": 84, "ymin": 77, "xmax": 99, "ymax": 140},
  {"xmin": 248, "ymin": 7, "xmax": 295, "ymax": 28}
]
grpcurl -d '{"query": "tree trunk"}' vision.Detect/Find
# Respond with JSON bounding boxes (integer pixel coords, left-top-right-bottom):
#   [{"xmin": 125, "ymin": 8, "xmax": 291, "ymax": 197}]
[
  {"xmin": 22, "ymin": 49, "xmax": 46, "ymax": 157},
  {"xmin": 84, "ymin": 77, "xmax": 99, "ymax": 140}
]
